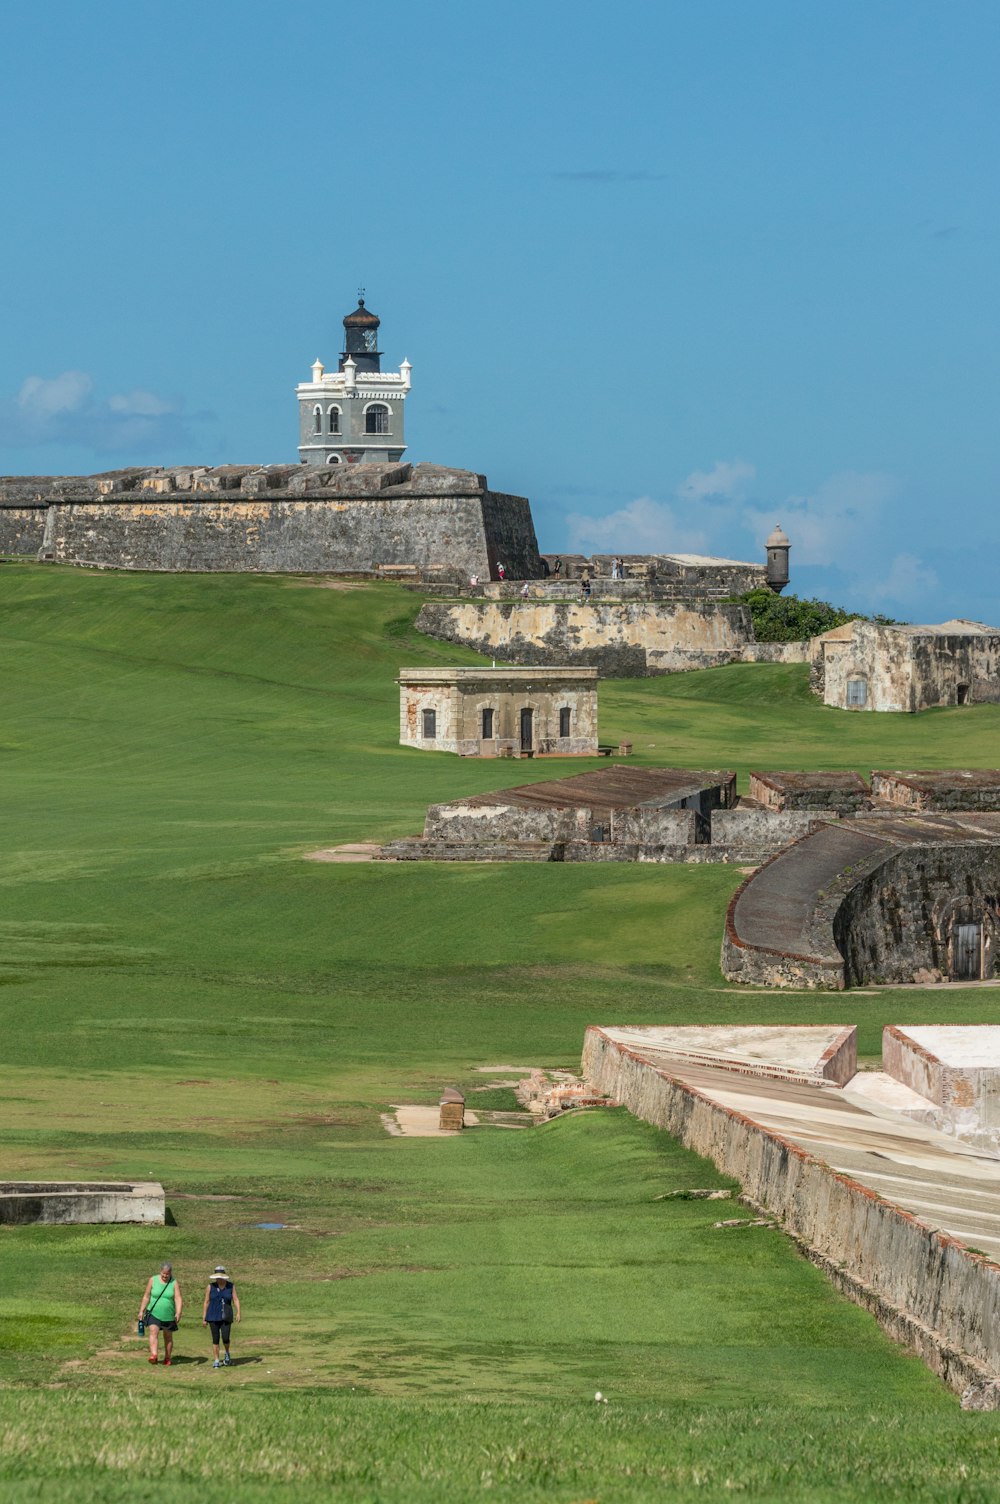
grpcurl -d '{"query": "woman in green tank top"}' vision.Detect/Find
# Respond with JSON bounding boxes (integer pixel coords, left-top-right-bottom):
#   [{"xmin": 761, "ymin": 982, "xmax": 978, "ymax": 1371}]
[{"xmin": 138, "ymin": 1263, "xmax": 184, "ymax": 1365}]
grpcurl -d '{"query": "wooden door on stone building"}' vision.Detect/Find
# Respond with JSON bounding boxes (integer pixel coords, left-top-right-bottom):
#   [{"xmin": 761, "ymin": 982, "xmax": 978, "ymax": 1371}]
[
  {"xmin": 519, "ymin": 708, "xmax": 533, "ymax": 753},
  {"xmin": 953, "ymin": 922, "xmax": 982, "ymax": 980}
]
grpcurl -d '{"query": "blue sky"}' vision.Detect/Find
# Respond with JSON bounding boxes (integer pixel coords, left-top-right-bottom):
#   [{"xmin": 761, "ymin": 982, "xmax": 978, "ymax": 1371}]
[{"xmin": 2, "ymin": 0, "xmax": 998, "ymax": 619}]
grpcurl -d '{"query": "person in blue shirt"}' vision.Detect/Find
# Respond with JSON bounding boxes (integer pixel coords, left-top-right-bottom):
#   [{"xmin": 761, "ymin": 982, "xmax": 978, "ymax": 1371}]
[{"xmin": 202, "ymin": 1266, "xmax": 241, "ymax": 1368}]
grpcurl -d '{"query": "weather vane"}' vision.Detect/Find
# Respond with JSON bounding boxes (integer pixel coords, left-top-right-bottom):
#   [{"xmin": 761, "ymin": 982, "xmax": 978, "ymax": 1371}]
[{"xmin": 358, "ymin": 284, "xmax": 366, "ymax": 303}]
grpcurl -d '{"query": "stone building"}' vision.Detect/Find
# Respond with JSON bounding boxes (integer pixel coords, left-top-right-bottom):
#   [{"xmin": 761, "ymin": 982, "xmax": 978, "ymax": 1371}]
[
  {"xmin": 812, "ymin": 619, "xmax": 1000, "ymax": 712},
  {"xmin": 296, "ymin": 297, "xmax": 411, "ymax": 467},
  {"xmin": 383, "ymin": 765, "xmax": 737, "ymax": 860},
  {"xmin": 397, "ymin": 667, "xmax": 599, "ymax": 756}
]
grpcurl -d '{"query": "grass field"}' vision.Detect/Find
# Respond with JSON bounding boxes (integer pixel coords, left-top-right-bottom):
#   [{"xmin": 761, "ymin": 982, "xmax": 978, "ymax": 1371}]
[{"xmin": 4, "ymin": 563, "xmax": 1000, "ymax": 1501}]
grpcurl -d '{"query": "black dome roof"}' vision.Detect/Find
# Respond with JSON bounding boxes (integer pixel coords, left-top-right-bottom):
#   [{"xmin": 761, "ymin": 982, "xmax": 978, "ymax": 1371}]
[{"xmin": 343, "ymin": 298, "xmax": 379, "ymax": 328}]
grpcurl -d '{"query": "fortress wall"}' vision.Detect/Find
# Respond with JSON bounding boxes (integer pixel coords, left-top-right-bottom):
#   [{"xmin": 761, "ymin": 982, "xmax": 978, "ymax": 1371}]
[
  {"xmin": 0, "ymin": 464, "xmax": 543, "ymax": 578},
  {"xmin": 0, "ymin": 506, "xmax": 47, "ymax": 555},
  {"xmin": 59, "ymin": 497, "xmax": 497, "ymax": 575},
  {"xmin": 479, "ymin": 491, "xmax": 545, "ymax": 580},
  {"xmin": 582, "ymin": 1027, "xmax": 1000, "ymax": 1400},
  {"xmin": 414, "ymin": 599, "xmax": 755, "ymax": 677}
]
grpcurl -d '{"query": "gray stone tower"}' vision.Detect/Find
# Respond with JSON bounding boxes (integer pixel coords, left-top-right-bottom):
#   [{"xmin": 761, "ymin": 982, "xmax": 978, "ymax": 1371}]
[
  {"xmin": 765, "ymin": 524, "xmax": 790, "ymax": 593},
  {"xmin": 297, "ymin": 296, "xmax": 411, "ymax": 466}
]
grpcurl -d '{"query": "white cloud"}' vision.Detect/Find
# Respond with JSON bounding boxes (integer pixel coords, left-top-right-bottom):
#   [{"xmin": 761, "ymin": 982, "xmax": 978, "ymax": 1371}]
[
  {"xmin": 17, "ymin": 370, "xmax": 93, "ymax": 418},
  {"xmin": 566, "ymin": 495, "xmax": 711, "ymax": 555},
  {"xmin": 0, "ymin": 370, "xmax": 211, "ymax": 454},
  {"xmin": 859, "ymin": 552, "xmax": 939, "ymax": 610},
  {"xmin": 743, "ymin": 470, "xmax": 898, "ymax": 566},
  {"xmin": 676, "ymin": 459, "xmax": 755, "ymax": 503},
  {"xmin": 108, "ymin": 389, "xmax": 174, "ymax": 417}
]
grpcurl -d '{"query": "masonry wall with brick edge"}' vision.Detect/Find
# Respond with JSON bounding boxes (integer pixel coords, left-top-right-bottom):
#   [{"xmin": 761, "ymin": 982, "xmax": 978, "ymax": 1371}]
[
  {"xmin": 581, "ymin": 1027, "xmax": 1000, "ymax": 1403},
  {"xmin": 414, "ymin": 599, "xmax": 757, "ymax": 677},
  {"xmin": 0, "ymin": 465, "xmax": 543, "ymax": 579}
]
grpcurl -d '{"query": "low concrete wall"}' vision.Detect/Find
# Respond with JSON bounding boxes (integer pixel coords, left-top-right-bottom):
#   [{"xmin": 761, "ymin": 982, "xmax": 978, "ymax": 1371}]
[
  {"xmin": 0, "ymin": 1180, "xmax": 165, "ymax": 1225},
  {"xmin": 582, "ymin": 1029, "xmax": 1000, "ymax": 1401}
]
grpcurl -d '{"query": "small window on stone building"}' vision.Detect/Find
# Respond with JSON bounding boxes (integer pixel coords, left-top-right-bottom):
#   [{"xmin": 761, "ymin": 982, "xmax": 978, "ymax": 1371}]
[
  {"xmin": 481, "ymin": 708, "xmax": 494, "ymax": 739},
  {"xmin": 847, "ymin": 678, "xmax": 868, "ymax": 707},
  {"xmin": 422, "ymin": 708, "xmax": 437, "ymax": 739},
  {"xmin": 366, "ymin": 403, "xmax": 390, "ymax": 434},
  {"xmin": 313, "ymin": 405, "xmax": 322, "ymax": 433},
  {"xmin": 559, "ymin": 706, "xmax": 571, "ymax": 738},
  {"xmin": 326, "ymin": 454, "xmax": 342, "ymax": 465},
  {"xmin": 328, "ymin": 406, "xmax": 340, "ymax": 434}
]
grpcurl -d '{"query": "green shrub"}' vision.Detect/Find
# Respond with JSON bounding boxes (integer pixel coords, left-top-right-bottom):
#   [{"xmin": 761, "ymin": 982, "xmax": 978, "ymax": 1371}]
[{"xmin": 732, "ymin": 588, "xmax": 902, "ymax": 643}]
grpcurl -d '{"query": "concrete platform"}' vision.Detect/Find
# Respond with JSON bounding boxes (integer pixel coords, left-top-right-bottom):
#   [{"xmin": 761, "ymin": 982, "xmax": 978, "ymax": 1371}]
[
  {"xmin": 597, "ymin": 1024, "xmax": 857, "ymax": 1085},
  {"xmin": 0, "ymin": 1180, "xmax": 165, "ymax": 1225}
]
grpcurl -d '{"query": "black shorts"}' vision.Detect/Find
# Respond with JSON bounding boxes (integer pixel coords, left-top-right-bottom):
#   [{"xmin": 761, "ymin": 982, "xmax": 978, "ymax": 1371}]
[
  {"xmin": 208, "ymin": 1321, "xmax": 232, "ymax": 1343},
  {"xmin": 147, "ymin": 1317, "xmax": 178, "ymax": 1331}
]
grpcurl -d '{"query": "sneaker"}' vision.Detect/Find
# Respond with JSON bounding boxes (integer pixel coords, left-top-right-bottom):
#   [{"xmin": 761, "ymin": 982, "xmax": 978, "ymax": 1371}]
[
  {"xmin": 213, "ymin": 1359, "xmax": 221, "ymax": 1369},
  {"xmin": 223, "ymin": 1353, "xmax": 232, "ymax": 1366},
  {"xmin": 163, "ymin": 1359, "xmax": 172, "ymax": 1366},
  {"xmin": 148, "ymin": 1356, "xmax": 158, "ymax": 1364}
]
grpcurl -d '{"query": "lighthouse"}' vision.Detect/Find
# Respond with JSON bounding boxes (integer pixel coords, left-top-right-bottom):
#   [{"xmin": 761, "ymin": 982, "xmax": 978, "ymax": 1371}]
[{"xmin": 297, "ymin": 296, "xmax": 411, "ymax": 466}]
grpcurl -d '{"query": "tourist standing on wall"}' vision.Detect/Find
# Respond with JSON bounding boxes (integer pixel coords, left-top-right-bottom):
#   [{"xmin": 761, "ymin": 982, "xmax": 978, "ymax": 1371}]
[
  {"xmin": 203, "ymin": 1266, "xmax": 241, "ymax": 1368},
  {"xmin": 496, "ymin": 562, "xmax": 506, "ymax": 580},
  {"xmin": 139, "ymin": 1263, "xmax": 182, "ymax": 1365}
]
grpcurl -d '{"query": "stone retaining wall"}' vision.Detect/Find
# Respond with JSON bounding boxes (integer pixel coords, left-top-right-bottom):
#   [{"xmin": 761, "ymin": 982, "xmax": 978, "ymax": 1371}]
[
  {"xmin": 582, "ymin": 1028, "xmax": 1000, "ymax": 1400},
  {"xmin": 415, "ymin": 599, "xmax": 755, "ymax": 677}
]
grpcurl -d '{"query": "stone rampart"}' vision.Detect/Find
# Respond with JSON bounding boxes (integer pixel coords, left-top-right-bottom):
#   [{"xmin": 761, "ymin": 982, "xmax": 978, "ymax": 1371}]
[
  {"xmin": 414, "ymin": 598, "xmax": 755, "ymax": 676},
  {"xmin": 582, "ymin": 1028, "xmax": 1000, "ymax": 1401},
  {"xmin": 0, "ymin": 464, "xmax": 542, "ymax": 579}
]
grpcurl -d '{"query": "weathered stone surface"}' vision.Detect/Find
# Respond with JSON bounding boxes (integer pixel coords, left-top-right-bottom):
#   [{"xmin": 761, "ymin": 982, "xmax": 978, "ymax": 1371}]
[
  {"xmin": 0, "ymin": 464, "xmax": 542, "ymax": 579},
  {"xmin": 414, "ymin": 598, "xmax": 756, "ymax": 676}
]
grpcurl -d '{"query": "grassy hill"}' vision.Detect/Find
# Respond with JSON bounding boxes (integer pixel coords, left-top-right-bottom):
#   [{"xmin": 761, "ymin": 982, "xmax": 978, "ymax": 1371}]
[{"xmin": 2, "ymin": 563, "xmax": 999, "ymax": 1502}]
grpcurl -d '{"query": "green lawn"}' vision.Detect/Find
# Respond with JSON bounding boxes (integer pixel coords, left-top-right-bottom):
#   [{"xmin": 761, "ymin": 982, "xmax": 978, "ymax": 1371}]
[{"xmin": 3, "ymin": 563, "xmax": 1000, "ymax": 1502}]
